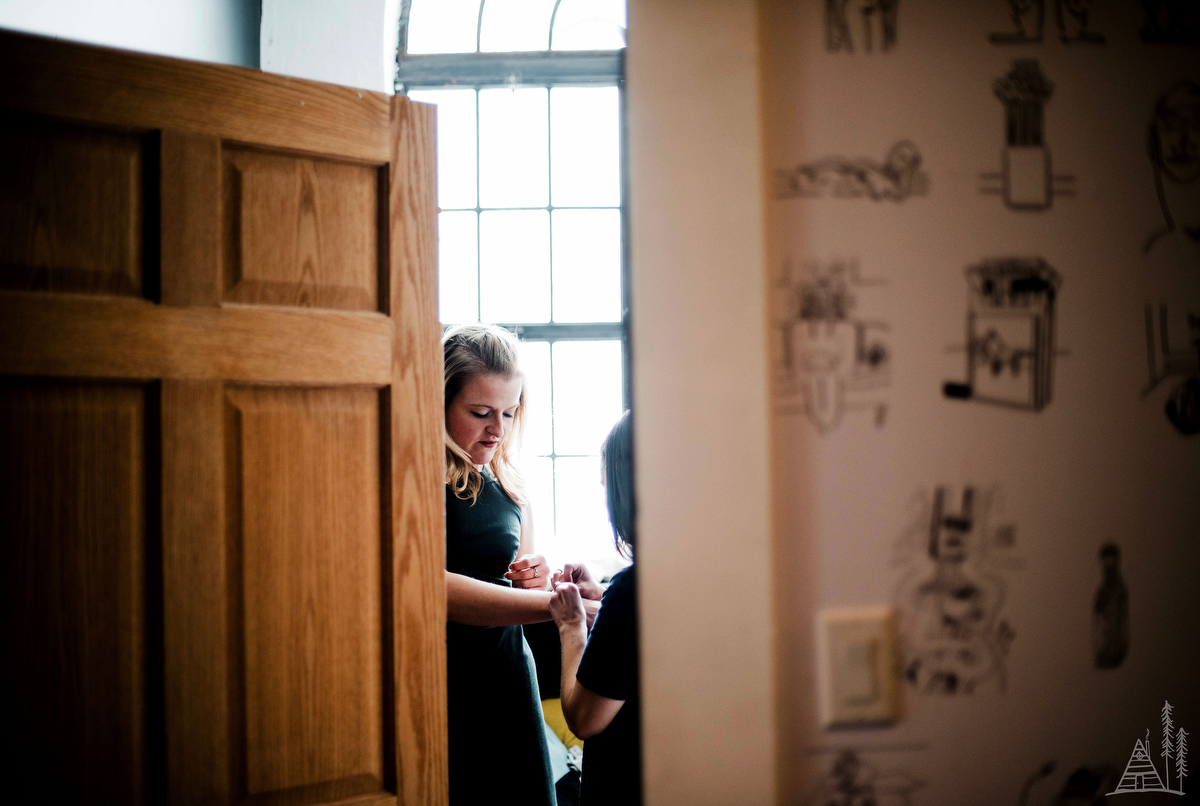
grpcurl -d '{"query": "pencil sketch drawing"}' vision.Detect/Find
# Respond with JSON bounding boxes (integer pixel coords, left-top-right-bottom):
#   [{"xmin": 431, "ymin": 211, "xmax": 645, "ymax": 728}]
[
  {"xmin": 1017, "ymin": 760, "xmax": 1118, "ymax": 806},
  {"xmin": 1143, "ymin": 303, "xmax": 1200, "ymax": 435},
  {"xmin": 893, "ymin": 485, "xmax": 1018, "ymax": 696},
  {"xmin": 806, "ymin": 748, "xmax": 925, "ymax": 806},
  {"xmin": 978, "ymin": 60, "xmax": 1076, "ymax": 210},
  {"xmin": 773, "ymin": 259, "xmax": 890, "ymax": 433},
  {"xmin": 775, "ymin": 140, "xmax": 928, "ymax": 202},
  {"xmin": 989, "ymin": 0, "xmax": 1106, "ymax": 45},
  {"xmin": 1143, "ymin": 81, "xmax": 1200, "ymax": 254},
  {"xmin": 943, "ymin": 258, "xmax": 1062, "ymax": 412},
  {"xmin": 1140, "ymin": 0, "xmax": 1200, "ymax": 43},
  {"xmin": 1093, "ymin": 543, "xmax": 1129, "ymax": 670},
  {"xmin": 826, "ymin": 0, "xmax": 899, "ymax": 53}
]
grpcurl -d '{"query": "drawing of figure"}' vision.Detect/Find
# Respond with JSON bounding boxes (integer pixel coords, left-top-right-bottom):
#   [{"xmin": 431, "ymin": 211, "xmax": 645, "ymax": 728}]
[
  {"xmin": 990, "ymin": 0, "xmax": 1105, "ymax": 44},
  {"xmin": 943, "ymin": 258, "xmax": 1062, "ymax": 411},
  {"xmin": 1056, "ymin": 0, "xmax": 1105, "ymax": 42},
  {"xmin": 826, "ymin": 0, "xmax": 899, "ymax": 53},
  {"xmin": 775, "ymin": 140, "xmax": 928, "ymax": 201},
  {"xmin": 977, "ymin": 60, "xmax": 1076, "ymax": 210},
  {"xmin": 811, "ymin": 750, "xmax": 924, "ymax": 806},
  {"xmin": 1165, "ymin": 355, "xmax": 1200, "ymax": 435},
  {"xmin": 897, "ymin": 487, "xmax": 1014, "ymax": 695},
  {"xmin": 774, "ymin": 260, "xmax": 890, "ymax": 432},
  {"xmin": 1093, "ymin": 543, "xmax": 1129, "ymax": 670},
  {"xmin": 1142, "ymin": 304, "xmax": 1200, "ymax": 435},
  {"xmin": 826, "ymin": 0, "xmax": 854, "ymax": 51},
  {"xmin": 861, "ymin": 0, "xmax": 899, "ymax": 52},
  {"xmin": 991, "ymin": 0, "xmax": 1048, "ymax": 43},
  {"xmin": 1143, "ymin": 81, "xmax": 1200, "ymax": 254},
  {"xmin": 1140, "ymin": 0, "xmax": 1200, "ymax": 43}
]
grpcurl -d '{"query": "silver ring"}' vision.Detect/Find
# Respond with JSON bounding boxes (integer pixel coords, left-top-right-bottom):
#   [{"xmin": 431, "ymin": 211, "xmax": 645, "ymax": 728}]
[{"xmin": 533, "ymin": 566, "xmax": 539, "ymax": 578}]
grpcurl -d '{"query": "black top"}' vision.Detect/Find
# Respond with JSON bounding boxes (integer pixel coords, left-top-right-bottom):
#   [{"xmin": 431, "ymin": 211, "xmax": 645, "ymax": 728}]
[
  {"xmin": 445, "ymin": 472, "xmax": 556, "ymax": 806},
  {"xmin": 576, "ymin": 564, "xmax": 641, "ymax": 806}
]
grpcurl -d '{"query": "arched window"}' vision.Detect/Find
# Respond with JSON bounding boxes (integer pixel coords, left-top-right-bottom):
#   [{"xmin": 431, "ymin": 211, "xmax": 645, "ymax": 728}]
[{"xmin": 398, "ymin": 1, "xmax": 629, "ymax": 577}]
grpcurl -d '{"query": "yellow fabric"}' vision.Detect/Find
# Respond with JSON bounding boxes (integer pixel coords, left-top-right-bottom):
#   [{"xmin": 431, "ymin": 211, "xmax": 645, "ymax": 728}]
[{"xmin": 541, "ymin": 698, "xmax": 583, "ymax": 750}]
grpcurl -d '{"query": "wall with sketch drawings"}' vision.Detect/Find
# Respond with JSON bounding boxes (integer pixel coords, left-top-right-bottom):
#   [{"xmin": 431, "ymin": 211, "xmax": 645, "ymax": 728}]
[{"xmin": 764, "ymin": 1, "xmax": 1199, "ymax": 803}]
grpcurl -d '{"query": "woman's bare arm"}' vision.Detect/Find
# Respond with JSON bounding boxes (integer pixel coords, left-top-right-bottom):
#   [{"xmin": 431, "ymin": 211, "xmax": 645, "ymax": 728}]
[
  {"xmin": 447, "ymin": 571, "xmax": 600, "ymax": 626},
  {"xmin": 446, "ymin": 571, "xmax": 553, "ymax": 625},
  {"xmin": 550, "ymin": 583, "xmax": 624, "ymax": 739}
]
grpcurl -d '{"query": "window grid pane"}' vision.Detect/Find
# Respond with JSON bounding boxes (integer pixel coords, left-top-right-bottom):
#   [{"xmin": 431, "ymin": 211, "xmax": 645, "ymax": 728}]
[
  {"xmin": 551, "ymin": 0, "xmax": 628, "ymax": 51},
  {"xmin": 407, "ymin": 88, "xmax": 478, "ymax": 209},
  {"xmin": 405, "ymin": 0, "xmax": 483, "ymax": 54},
  {"xmin": 479, "ymin": 0, "xmax": 558, "ymax": 52},
  {"xmin": 419, "ymin": 84, "xmax": 622, "ymax": 330},
  {"xmin": 478, "ymin": 87, "xmax": 549, "ymax": 209},
  {"xmin": 404, "ymin": 0, "xmax": 627, "ymax": 55},
  {"xmin": 517, "ymin": 337, "xmax": 625, "ymax": 571},
  {"xmin": 551, "ymin": 209, "xmax": 621, "ymax": 323},
  {"xmin": 401, "ymin": 57, "xmax": 626, "ymax": 569},
  {"xmin": 436, "ymin": 211, "xmax": 479, "ymax": 324},
  {"xmin": 551, "ymin": 87, "xmax": 621, "ymax": 207},
  {"xmin": 479, "ymin": 210, "xmax": 551, "ymax": 323},
  {"xmin": 552, "ymin": 340, "xmax": 623, "ymax": 456}
]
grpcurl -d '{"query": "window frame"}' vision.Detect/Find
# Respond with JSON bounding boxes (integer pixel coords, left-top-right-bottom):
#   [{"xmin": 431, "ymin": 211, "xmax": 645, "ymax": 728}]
[{"xmin": 397, "ymin": 0, "xmax": 632, "ymax": 558}]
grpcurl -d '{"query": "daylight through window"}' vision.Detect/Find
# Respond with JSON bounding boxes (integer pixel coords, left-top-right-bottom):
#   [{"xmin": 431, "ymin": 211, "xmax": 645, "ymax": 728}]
[{"xmin": 400, "ymin": 0, "xmax": 629, "ymax": 577}]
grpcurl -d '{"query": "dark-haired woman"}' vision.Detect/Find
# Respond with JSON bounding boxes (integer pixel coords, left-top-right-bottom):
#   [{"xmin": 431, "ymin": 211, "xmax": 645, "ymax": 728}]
[{"xmin": 549, "ymin": 411, "xmax": 641, "ymax": 805}]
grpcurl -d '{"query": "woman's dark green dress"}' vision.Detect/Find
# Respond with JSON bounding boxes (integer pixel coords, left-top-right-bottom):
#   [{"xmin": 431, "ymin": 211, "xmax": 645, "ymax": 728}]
[{"xmin": 445, "ymin": 471, "xmax": 556, "ymax": 806}]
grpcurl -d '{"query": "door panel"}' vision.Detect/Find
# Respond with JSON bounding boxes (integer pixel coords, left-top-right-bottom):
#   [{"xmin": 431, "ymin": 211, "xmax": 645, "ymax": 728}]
[
  {"xmin": 0, "ymin": 382, "xmax": 156, "ymax": 805},
  {"xmin": 223, "ymin": 149, "xmax": 382, "ymax": 312},
  {"xmin": 0, "ymin": 116, "xmax": 150, "ymax": 296},
  {"xmin": 0, "ymin": 30, "xmax": 445, "ymax": 806},
  {"xmin": 227, "ymin": 386, "xmax": 389, "ymax": 801}
]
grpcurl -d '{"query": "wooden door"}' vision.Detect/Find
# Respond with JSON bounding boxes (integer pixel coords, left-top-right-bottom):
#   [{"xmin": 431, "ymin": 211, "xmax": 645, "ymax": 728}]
[{"xmin": 0, "ymin": 31, "xmax": 446, "ymax": 806}]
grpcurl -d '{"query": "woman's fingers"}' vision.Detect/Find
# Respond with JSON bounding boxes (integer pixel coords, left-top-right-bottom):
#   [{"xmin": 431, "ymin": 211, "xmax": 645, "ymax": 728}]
[
  {"xmin": 559, "ymin": 561, "xmax": 603, "ymax": 600},
  {"xmin": 506, "ymin": 553, "xmax": 550, "ymax": 589},
  {"xmin": 503, "ymin": 566, "xmax": 538, "ymax": 580},
  {"xmin": 508, "ymin": 553, "xmax": 545, "ymax": 571}
]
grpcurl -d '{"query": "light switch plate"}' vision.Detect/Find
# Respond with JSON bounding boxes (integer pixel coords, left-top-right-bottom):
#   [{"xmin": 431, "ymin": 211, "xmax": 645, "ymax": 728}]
[{"xmin": 817, "ymin": 606, "xmax": 900, "ymax": 727}]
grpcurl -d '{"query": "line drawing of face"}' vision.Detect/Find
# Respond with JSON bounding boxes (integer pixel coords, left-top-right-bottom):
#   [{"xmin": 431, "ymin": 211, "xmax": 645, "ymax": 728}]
[
  {"xmin": 1154, "ymin": 81, "xmax": 1200, "ymax": 184},
  {"xmin": 1146, "ymin": 80, "xmax": 1200, "ymax": 252},
  {"xmin": 445, "ymin": 372, "xmax": 523, "ymax": 467}
]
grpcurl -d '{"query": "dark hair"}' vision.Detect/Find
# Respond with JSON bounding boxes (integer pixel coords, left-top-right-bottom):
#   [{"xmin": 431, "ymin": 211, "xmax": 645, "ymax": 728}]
[{"xmin": 601, "ymin": 410, "xmax": 635, "ymax": 558}]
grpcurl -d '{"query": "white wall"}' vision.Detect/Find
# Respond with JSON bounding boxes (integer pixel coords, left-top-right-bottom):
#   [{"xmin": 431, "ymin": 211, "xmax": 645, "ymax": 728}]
[
  {"xmin": 626, "ymin": 2, "xmax": 777, "ymax": 804},
  {"xmin": 765, "ymin": 1, "xmax": 1200, "ymax": 803},
  {"xmin": 260, "ymin": 0, "xmax": 400, "ymax": 93},
  {"xmin": 0, "ymin": 0, "xmax": 259, "ymax": 66}
]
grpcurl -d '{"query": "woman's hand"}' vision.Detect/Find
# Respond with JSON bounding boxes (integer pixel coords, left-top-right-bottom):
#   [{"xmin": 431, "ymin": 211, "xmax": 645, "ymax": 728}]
[
  {"xmin": 505, "ymin": 553, "xmax": 551, "ymax": 590},
  {"xmin": 552, "ymin": 578, "xmax": 601, "ymax": 630},
  {"xmin": 549, "ymin": 582, "xmax": 587, "ymax": 631},
  {"xmin": 553, "ymin": 562, "xmax": 604, "ymax": 601}
]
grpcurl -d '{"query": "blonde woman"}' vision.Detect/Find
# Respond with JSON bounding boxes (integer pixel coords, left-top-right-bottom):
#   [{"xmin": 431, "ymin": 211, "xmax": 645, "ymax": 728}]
[{"xmin": 442, "ymin": 324, "xmax": 598, "ymax": 805}]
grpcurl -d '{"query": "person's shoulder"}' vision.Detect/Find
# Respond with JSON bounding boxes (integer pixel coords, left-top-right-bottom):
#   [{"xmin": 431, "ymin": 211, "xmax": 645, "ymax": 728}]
[{"xmin": 604, "ymin": 564, "xmax": 636, "ymax": 599}]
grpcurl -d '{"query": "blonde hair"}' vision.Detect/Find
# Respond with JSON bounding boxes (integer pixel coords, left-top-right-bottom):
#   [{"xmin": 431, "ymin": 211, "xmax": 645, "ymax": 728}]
[{"xmin": 443, "ymin": 323, "xmax": 527, "ymax": 506}]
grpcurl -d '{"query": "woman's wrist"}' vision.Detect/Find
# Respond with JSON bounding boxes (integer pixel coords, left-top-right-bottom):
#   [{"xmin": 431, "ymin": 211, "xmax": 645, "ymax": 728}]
[{"xmin": 557, "ymin": 617, "xmax": 587, "ymax": 638}]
